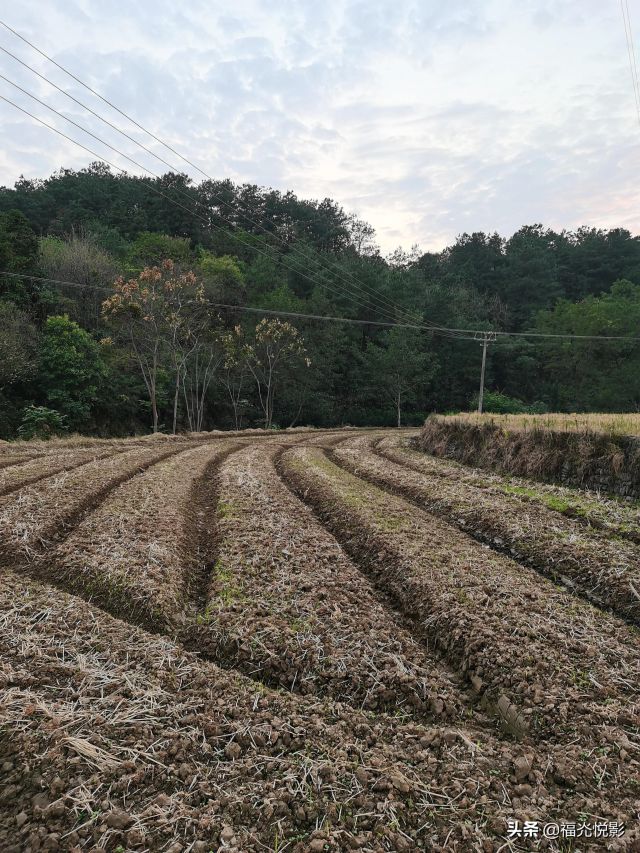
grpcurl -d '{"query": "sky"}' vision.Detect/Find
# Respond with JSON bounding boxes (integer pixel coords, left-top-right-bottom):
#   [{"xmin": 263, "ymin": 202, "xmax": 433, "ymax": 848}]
[{"xmin": 0, "ymin": 0, "xmax": 639, "ymax": 254}]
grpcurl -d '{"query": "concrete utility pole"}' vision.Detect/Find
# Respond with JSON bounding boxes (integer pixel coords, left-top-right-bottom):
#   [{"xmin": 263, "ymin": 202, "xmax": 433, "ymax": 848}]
[{"xmin": 476, "ymin": 331, "xmax": 496, "ymax": 414}]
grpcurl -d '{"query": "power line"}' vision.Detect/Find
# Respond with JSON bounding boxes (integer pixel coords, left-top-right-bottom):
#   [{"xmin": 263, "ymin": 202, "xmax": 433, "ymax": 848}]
[
  {"xmin": 621, "ymin": 0, "xmax": 640, "ymax": 127},
  {"xmin": 0, "ymin": 93, "xmax": 399, "ymax": 326},
  {"xmin": 1, "ymin": 26, "xmax": 638, "ymax": 345},
  {"xmin": 0, "ymin": 89, "xmax": 472, "ymax": 341},
  {"xmin": 0, "ymin": 21, "xmax": 423, "ymax": 328},
  {"xmin": 0, "ymin": 270, "xmax": 476, "ymax": 337},
  {"xmin": 0, "ymin": 43, "xmax": 413, "ymax": 328},
  {"xmin": 0, "ymin": 82, "xmax": 390, "ymax": 323},
  {"xmin": 0, "ymin": 87, "xmax": 443, "ymax": 336},
  {"xmin": 2, "ymin": 270, "xmax": 640, "ymax": 342}
]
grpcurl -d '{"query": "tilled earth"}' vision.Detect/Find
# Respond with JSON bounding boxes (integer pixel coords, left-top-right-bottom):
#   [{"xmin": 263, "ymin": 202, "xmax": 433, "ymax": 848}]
[
  {"xmin": 1, "ymin": 429, "xmax": 639, "ymax": 852},
  {"xmin": 339, "ymin": 434, "xmax": 640, "ymax": 622}
]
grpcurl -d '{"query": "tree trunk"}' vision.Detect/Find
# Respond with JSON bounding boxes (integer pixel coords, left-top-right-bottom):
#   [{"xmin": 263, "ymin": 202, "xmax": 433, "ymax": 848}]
[
  {"xmin": 172, "ymin": 369, "xmax": 180, "ymax": 435},
  {"xmin": 151, "ymin": 385, "xmax": 158, "ymax": 433},
  {"xmin": 266, "ymin": 385, "xmax": 273, "ymax": 429}
]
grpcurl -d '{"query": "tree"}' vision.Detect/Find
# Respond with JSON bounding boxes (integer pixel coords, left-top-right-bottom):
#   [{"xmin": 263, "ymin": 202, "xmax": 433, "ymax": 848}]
[
  {"xmin": 242, "ymin": 319, "xmax": 309, "ymax": 429},
  {"xmin": 503, "ymin": 225, "xmax": 561, "ymax": 327},
  {"xmin": 18, "ymin": 406, "xmax": 68, "ymax": 440},
  {"xmin": 38, "ymin": 315, "xmax": 107, "ymax": 431},
  {"xmin": 347, "ymin": 215, "xmax": 379, "ymax": 257},
  {"xmin": 181, "ymin": 328, "xmax": 222, "ymax": 432},
  {"xmin": 218, "ymin": 326, "xmax": 249, "ymax": 430},
  {"xmin": 0, "ymin": 209, "xmax": 38, "ymax": 272},
  {"xmin": 103, "ymin": 260, "xmax": 204, "ymax": 432},
  {"xmin": 0, "ymin": 301, "xmax": 38, "ymax": 390},
  {"xmin": 536, "ymin": 279, "xmax": 640, "ymax": 411},
  {"xmin": 39, "ymin": 232, "xmax": 119, "ymax": 328},
  {"xmin": 177, "ymin": 302, "xmax": 224, "ymax": 434},
  {"xmin": 128, "ymin": 232, "xmax": 192, "ymax": 267},
  {"xmin": 443, "ymin": 231, "xmax": 505, "ymax": 295},
  {"xmin": 0, "ymin": 210, "xmax": 39, "ymax": 304},
  {"xmin": 164, "ymin": 269, "xmax": 208, "ymax": 434},
  {"xmin": 199, "ymin": 252, "xmax": 245, "ymax": 304},
  {"xmin": 365, "ymin": 328, "xmax": 434, "ymax": 427}
]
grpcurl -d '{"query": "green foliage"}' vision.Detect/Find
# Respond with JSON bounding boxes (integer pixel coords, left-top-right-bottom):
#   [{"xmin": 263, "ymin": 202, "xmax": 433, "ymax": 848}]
[
  {"xmin": 39, "ymin": 234, "xmax": 119, "ymax": 329},
  {"xmin": 472, "ymin": 390, "xmax": 529, "ymax": 414},
  {"xmin": 535, "ymin": 279, "xmax": 640, "ymax": 411},
  {"xmin": 0, "ymin": 301, "xmax": 38, "ymax": 388},
  {"xmin": 18, "ymin": 405, "xmax": 68, "ymax": 440},
  {"xmin": 0, "ymin": 165, "xmax": 638, "ymax": 435},
  {"xmin": 0, "ymin": 210, "xmax": 39, "ymax": 304},
  {"xmin": 364, "ymin": 328, "xmax": 435, "ymax": 426},
  {"xmin": 84, "ymin": 221, "xmax": 130, "ymax": 259},
  {"xmin": 128, "ymin": 231, "xmax": 192, "ymax": 266},
  {"xmin": 38, "ymin": 315, "xmax": 107, "ymax": 431},
  {"xmin": 199, "ymin": 251, "xmax": 245, "ymax": 302},
  {"xmin": 0, "ymin": 210, "xmax": 38, "ymax": 273}
]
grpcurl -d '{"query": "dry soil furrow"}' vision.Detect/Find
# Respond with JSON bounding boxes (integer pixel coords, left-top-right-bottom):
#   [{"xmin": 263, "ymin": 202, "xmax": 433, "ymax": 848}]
[
  {"xmin": 334, "ymin": 434, "xmax": 640, "ymax": 624},
  {"xmin": 47, "ymin": 442, "xmax": 240, "ymax": 634},
  {"xmin": 308, "ymin": 430, "xmax": 383, "ymax": 446},
  {"xmin": 0, "ymin": 444, "xmax": 191, "ymax": 570},
  {"xmin": 2, "ymin": 569, "xmax": 609, "ymax": 853},
  {"xmin": 278, "ymin": 446, "xmax": 640, "ymax": 754},
  {"xmin": 0, "ymin": 432, "xmax": 362, "ymax": 665},
  {"xmin": 182, "ymin": 438, "xmax": 253, "ymax": 613},
  {"xmin": 0, "ymin": 455, "xmax": 35, "ymax": 472},
  {"xmin": 189, "ymin": 441, "xmax": 472, "ymax": 721},
  {"xmin": 1, "ymin": 433, "xmax": 335, "ymax": 638},
  {"xmin": 382, "ymin": 434, "xmax": 640, "ymax": 543},
  {"xmin": 0, "ymin": 447, "xmax": 121, "ymax": 499}
]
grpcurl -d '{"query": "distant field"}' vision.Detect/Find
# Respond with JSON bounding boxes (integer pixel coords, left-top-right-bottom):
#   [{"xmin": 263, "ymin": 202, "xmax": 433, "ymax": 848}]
[{"xmin": 437, "ymin": 411, "xmax": 640, "ymax": 436}]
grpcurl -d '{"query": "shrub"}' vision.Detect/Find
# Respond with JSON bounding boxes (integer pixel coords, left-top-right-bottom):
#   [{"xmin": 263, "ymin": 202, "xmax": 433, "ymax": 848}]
[
  {"xmin": 18, "ymin": 406, "xmax": 68, "ymax": 440},
  {"xmin": 470, "ymin": 390, "xmax": 530, "ymax": 414}
]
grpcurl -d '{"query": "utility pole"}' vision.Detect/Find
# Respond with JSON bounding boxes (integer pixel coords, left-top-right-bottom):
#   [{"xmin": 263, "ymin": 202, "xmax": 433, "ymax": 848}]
[{"xmin": 475, "ymin": 331, "xmax": 496, "ymax": 414}]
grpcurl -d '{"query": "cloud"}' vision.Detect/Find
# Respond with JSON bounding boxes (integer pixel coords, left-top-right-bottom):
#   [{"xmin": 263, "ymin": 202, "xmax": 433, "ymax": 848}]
[{"xmin": 0, "ymin": 0, "xmax": 638, "ymax": 253}]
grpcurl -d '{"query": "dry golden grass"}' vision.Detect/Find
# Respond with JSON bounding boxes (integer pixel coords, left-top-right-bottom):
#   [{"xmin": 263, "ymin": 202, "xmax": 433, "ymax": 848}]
[{"xmin": 440, "ymin": 412, "xmax": 640, "ymax": 436}]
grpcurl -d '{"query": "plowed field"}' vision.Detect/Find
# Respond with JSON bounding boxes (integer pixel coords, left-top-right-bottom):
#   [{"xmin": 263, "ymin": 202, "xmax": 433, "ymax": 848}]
[{"xmin": 1, "ymin": 429, "xmax": 638, "ymax": 852}]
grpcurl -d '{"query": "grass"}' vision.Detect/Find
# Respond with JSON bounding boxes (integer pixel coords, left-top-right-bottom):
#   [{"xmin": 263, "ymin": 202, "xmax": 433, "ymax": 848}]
[
  {"xmin": 420, "ymin": 413, "xmax": 640, "ymax": 499},
  {"xmin": 212, "ymin": 559, "xmax": 243, "ymax": 606},
  {"xmin": 437, "ymin": 412, "xmax": 640, "ymax": 436},
  {"xmin": 501, "ymin": 483, "xmax": 572, "ymax": 513},
  {"xmin": 217, "ymin": 498, "xmax": 234, "ymax": 517}
]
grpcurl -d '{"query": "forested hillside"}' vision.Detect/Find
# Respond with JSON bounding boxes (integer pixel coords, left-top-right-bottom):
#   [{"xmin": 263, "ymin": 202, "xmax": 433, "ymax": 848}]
[{"xmin": 1, "ymin": 163, "xmax": 639, "ymax": 438}]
